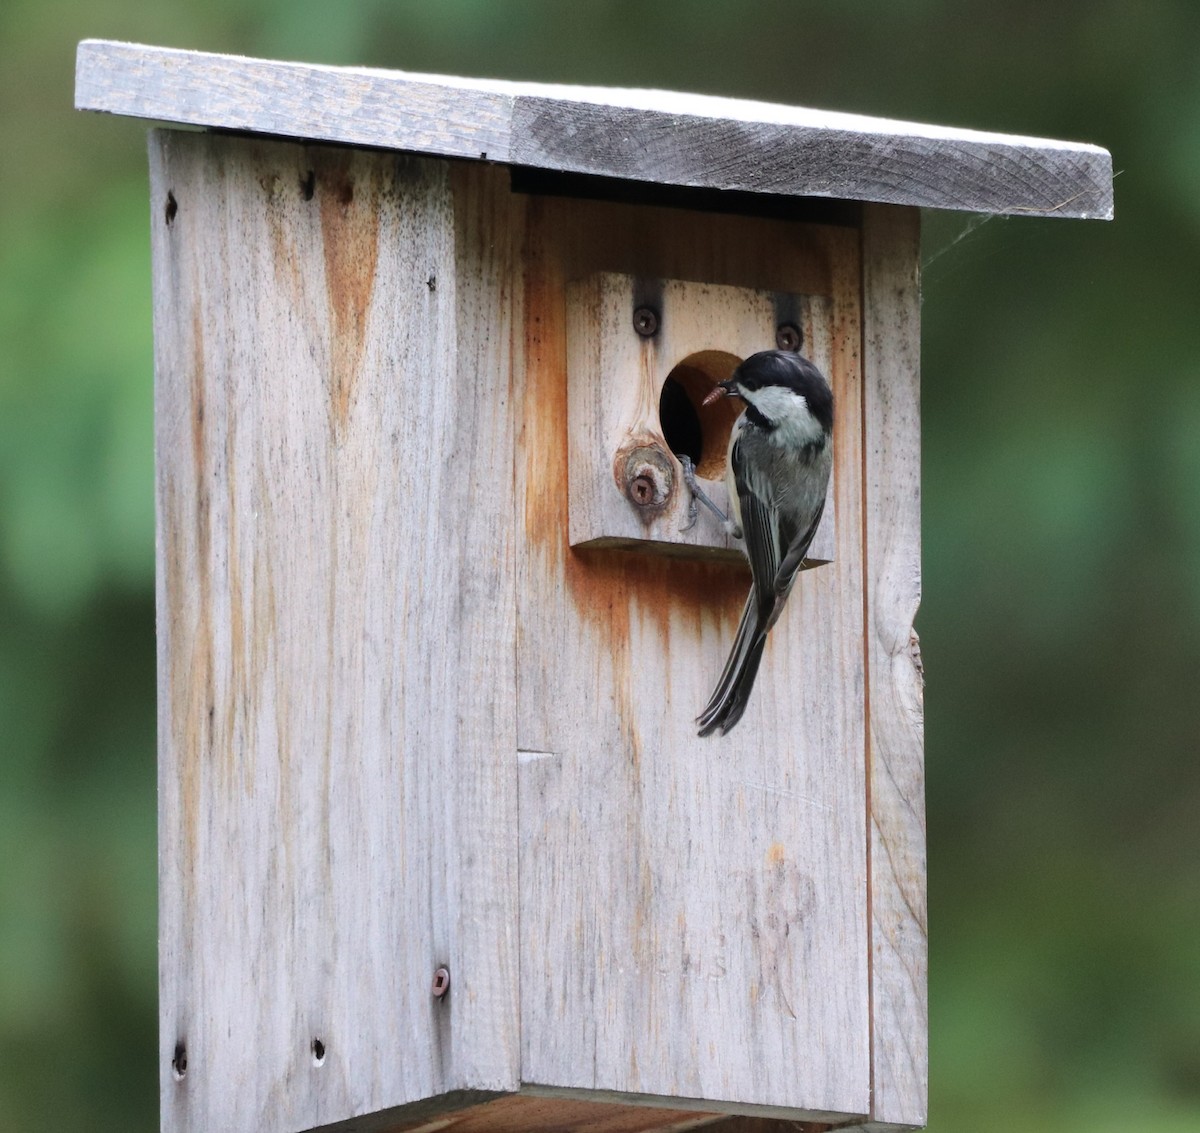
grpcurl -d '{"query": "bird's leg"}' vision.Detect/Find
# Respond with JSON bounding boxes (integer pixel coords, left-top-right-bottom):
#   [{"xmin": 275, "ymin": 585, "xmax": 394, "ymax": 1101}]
[
  {"xmin": 678, "ymin": 454, "xmax": 733, "ymax": 533},
  {"xmin": 679, "ymin": 454, "xmax": 699, "ymax": 531}
]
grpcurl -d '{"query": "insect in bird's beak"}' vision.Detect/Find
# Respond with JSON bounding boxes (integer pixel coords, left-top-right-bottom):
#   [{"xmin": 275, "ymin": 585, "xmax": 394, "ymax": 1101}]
[{"xmin": 702, "ymin": 379, "xmax": 737, "ymax": 407}]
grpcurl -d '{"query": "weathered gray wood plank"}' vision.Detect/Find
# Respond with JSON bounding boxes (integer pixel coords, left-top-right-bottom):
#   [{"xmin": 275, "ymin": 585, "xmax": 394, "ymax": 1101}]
[
  {"xmin": 515, "ymin": 196, "xmax": 870, "ymax": 1121},
  {"xmin": 78, "ymin": 39, "xmax": 1113, "ymax": 219},
  {"xmin": 152, "ymin": 132, "xmax": 518, "ymax": 1133},
  {"xmin": 87, "ymin": 41, "xmax": 512, "ymax": 160},
  {"xmin": 860, "ymin": 204, "xmax": 928, "ymax": 1130}
]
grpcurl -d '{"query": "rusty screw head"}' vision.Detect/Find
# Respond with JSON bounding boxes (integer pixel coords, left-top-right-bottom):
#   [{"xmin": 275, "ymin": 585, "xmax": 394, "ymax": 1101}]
[
  {"xmin": 633, "ymin": 307, "xmax": 659, "ymax": 337},
  {"xmin": 432, "ymin": 967, "xmax": 451, "ymax": 998},
  {"xmin": 775, "ymin": 323, "xmax": 802, "ymax": 352},
  {"xmin": 630, "ymin": 475, "xmax": 656, "ymax": 505}
]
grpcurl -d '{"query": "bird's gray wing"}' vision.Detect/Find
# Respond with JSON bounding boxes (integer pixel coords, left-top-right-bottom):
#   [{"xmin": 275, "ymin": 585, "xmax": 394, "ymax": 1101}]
[
  {"xmin": 732, "ymin": 434, "xmax": 782, "ymax": 618},
  {"xmin": 769, "ymin": 498, "xmax": 826, "ymax": 626}
]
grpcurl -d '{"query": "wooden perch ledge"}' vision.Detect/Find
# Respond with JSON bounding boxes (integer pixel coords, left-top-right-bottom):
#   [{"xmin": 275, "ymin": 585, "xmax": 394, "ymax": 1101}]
[{"xmin": 76, "ymin": 39, "xmax": 1113, "ymax": 219}]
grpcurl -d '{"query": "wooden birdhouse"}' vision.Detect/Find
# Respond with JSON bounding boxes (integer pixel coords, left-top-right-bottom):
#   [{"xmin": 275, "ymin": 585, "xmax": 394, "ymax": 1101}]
[{"xmin": 76, "ymin": 40, "xmax": 1113, "ymax": 1133}]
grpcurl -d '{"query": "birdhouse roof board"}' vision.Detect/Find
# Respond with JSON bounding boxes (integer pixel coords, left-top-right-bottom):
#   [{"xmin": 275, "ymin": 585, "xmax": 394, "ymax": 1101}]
[{"xmin": 76, "ymin": 39, "xmax": 1113, "ymax": 220}]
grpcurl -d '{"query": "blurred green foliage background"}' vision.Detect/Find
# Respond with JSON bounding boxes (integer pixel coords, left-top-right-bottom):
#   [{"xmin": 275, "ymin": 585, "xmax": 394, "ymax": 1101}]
[{"xmin": 2, "ymin": 2, "xmax": 1197, "ymax": 1130}]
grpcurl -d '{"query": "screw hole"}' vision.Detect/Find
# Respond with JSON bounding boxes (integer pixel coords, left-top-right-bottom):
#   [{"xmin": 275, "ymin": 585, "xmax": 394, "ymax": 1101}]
[
  {"xmin": 311, "ymin": 1038, "xmax": 326, "ymax": 1065},
  {"xmin": 165, "ymin": 192, "xmax": 177, "ymax": 226},
  {"xmin": 300, "ymin": 170, "xmax": 315, "ymax": 201},
  {"xmin": 171, "ymin": 1041, "xmax": 187, "ymax": 1080}
]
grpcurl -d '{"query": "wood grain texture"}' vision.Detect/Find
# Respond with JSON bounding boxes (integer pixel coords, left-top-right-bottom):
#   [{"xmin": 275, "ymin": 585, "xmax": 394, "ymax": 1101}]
[
  {"xmin": 700, "ymin": 1119, "xmax": 830, "ymax": 1133},
  {"xmin": 78, "ymin": 39, "xmax": 1112, "ymax": 219},
  {"xmin": 515, "ymin": 194, "xmax": 870, "ymax": 1121},
  {"xmin": 382, "ymin": 1094, "xmax": 727, "ymax": 1133},
  {"xmin": 381, "ymin": 1093, "xmax": 839, "ymax": 1133},
  {"xmin": 152, "ymin": 133, "xmax": 518, "ymax": 1132},
  {"xmin": 88, "ymin": 41, "xmax": 511, "ymax": 161},
  {"xmin": 859, "ymin": 205, "xmax": 927, "ymax": 1130},
  {"xmin": 565, "ymin": 272, "xmax": 834, "ymax": 564}
]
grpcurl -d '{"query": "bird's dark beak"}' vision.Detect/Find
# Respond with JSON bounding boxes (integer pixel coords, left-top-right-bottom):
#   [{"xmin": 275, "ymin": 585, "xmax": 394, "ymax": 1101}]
[{"xmin": 702, "ymin": 379, "xmax": 736, "ymax": 407}]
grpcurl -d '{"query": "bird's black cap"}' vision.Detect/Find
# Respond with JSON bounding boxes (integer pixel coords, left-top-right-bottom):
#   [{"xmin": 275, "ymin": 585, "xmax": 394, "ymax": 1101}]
[{"xmin": 731, "ymin": 350, "xmax": 833, "ymax": 432}]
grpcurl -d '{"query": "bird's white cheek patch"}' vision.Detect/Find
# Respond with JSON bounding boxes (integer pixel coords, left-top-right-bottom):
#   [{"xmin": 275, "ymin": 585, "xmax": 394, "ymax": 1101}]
[{"xmin": 746, "ymin": 387, "xmax": 825, "ymax": 445}]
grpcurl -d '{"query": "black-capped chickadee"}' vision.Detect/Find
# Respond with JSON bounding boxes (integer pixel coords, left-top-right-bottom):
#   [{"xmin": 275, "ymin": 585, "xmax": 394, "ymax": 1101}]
[{"xmin": 695, "ymin": 349, "xmax": 834, "ymax": 737}]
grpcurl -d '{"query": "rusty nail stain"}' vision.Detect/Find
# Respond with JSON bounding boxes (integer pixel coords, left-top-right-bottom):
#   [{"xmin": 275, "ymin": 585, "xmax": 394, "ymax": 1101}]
[
  {"xmin": 432, "ymin": 967, "xmax": 451, "ymax": 998},
  {"xmin": 633, "ymin": 307, "xmax": 659, "ymax": 337},
  {"xmin": 775, "ymin": 323, "xmax": 802, "ymax": 352}
]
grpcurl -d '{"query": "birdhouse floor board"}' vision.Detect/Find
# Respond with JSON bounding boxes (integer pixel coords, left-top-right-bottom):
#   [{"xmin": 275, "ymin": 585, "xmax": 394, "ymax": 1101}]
[
  {"xmin": 376, "ymin": 1093, "xmax": 832, "ymax": 1133},
  {"xmin": 382, "ymin": 1095, "xmax": 719, "ymax": 1132}
]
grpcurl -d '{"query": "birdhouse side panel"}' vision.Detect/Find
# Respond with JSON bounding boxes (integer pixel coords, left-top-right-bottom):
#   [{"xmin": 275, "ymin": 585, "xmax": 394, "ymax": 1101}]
[
  {"xmin": 515, "ymin": 194, "xmax": 869, "ymax": 1121},
  {"xmin": 152, "ymin": 133, "xmax": 519, "ymax": 1133},
  {"xmin": 860, "ymin": 204, "xmax": 927, "ymax": 1130}
]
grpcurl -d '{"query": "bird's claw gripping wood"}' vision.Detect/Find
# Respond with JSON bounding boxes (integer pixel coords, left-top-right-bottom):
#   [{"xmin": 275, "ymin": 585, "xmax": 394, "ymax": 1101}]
[{"xmin": 678, "ymin": 454, "xmax": 730, "ymax": 533}]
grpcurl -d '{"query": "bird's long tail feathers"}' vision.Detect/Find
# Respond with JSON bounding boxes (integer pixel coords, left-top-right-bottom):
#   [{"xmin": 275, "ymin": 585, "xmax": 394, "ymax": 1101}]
[{"xmin": 697, "ymin": 592, "xmax": 768, "ymax": 737}]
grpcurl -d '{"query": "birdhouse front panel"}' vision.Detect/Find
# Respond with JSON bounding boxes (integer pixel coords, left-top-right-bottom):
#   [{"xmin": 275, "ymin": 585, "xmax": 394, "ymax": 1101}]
[{"xmin": 515, "ymin": 192, "xmax": 871, "ymax": 1120}]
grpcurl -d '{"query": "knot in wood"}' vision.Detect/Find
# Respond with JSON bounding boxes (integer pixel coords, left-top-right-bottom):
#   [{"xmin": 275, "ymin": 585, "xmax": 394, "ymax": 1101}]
[{"xmin": 618, "ymin": 445, "xmax": 673, "ymax": 515}]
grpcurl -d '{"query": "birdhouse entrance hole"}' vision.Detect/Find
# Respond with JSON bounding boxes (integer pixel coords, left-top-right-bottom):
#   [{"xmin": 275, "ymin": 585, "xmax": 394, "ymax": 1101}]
[{"xmin": 658, "ymin": 350, "xmax": 742, "ymax": 482}]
